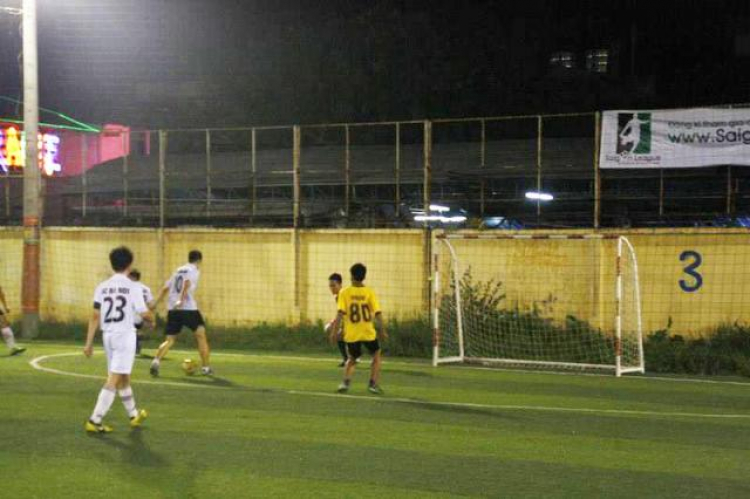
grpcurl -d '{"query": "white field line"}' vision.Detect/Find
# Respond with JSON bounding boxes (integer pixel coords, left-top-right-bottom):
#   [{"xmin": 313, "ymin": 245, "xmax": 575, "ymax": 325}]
[
  {"xmin": 30, "ymin": 344, "xmax": 750, "ymax": 386},
  {"xmin": 29, "ymin": 352, "xmax": 750, "ymax": 421},
  {"xmin": 168, "ymin": 349, "xmax": 750, "ymax": 387}
]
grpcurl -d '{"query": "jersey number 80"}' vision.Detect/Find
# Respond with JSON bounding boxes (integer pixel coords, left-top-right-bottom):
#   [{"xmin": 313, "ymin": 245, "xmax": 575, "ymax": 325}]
[{"xmin": 349, "ymin": 303, "xmax": 372, "ymax": 323}]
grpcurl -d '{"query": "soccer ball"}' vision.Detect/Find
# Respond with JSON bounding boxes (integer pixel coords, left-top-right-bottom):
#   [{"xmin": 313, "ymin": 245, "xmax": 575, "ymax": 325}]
[{"xmin": 182, "ymin": 358, "xmax": 197, "ymax": 375}]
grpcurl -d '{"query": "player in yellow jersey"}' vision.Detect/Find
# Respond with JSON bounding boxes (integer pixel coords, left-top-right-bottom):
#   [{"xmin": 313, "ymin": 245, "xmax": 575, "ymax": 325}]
[
  {"xmin": 0, "ymin": 284, "xmax": 25, "ymax": 356},
  {"xmin": 329, "ymin": 263, "xmax": 387, "ymax": 394}
]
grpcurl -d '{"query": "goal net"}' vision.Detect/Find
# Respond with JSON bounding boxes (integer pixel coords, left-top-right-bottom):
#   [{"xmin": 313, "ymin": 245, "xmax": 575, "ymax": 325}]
[{"xmin": 432, "ymin": 233, "xmax": 644, "ymax": 376}]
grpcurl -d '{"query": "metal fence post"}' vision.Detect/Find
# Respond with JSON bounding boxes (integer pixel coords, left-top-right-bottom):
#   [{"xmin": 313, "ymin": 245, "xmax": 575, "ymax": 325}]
[
  {"xmin": 250, "ymin": 127, "xmax": 257, "ymax": 223},
  {"xmin": 727, "ymin": 166, "xmax": 733, "ymax": 215},
  {"xmin": 159, "ymin": 130, "xmax": 166, "ymax": 228},
  {"xmin": 292, "ymin": 125, "xmax": 302, "ymax": 322},
  {"xmin": 293, "ymin": 125, "xmax": 301, "ymax": 228},
  {"xmin": 81, "ymin": 134, "xmax": 88, "ymax": 219},
  {"xmin": 122, "ymin": 132, "xmax": 129, "ymax": 219},
  {"xmin": 423, "ymin": 120, "xmax": 432, "ymax": 213},
  {"xmin": 480, "ymin": 119, "xmax": 486, "ymax": 217},
  {"xmin": 659, "ymin": 170, "xmax": 665, "ymax": 217},
  {"xmin": 206, "ymin": 129, "xmax": 212, "ymax": 218},
  {"xmin": 395, "ymin": 122, "xmax": 401, "ymax": 219},
  {"xmin": 422, "ymin": 120, "xmax": 433, "ymax": 314},
  {"xmin": 536, "ymin": 116, "xmax": 543, "ymax": 219},
  {"xmin": 594, "ymin": 112, "xmax": 601, "ymax": 229},
  {"xmin": 344, "ymin": 125, "xmax": 351, "ymax": 219},
  {"xmin": 3, "ymin": 177, "xmax": 9, "ymax": 219}
]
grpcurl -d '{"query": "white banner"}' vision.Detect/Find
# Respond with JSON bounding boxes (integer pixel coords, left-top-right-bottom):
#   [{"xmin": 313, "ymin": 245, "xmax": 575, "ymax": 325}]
[{"xmin": 599, "ymin": 108, "xmax": 750, "ymax": 169}]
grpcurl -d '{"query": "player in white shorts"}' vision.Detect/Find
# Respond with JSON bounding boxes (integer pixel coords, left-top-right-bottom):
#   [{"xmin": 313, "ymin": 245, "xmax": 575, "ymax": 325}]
[
  {"xmin": 83, "ymin": 246, "xmax": 154, "ymax": 433},
  {"xmin": 150, "ymin": 250, "xmax": 212, "ymax": 376},
  {"xmin": 127, "ymin": 269, "xmax": 156, "ymax": 356}
]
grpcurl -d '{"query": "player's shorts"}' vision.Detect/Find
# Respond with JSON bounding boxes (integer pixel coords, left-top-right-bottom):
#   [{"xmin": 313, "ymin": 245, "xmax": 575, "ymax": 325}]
[
  {"xmin": 103, "ymin": 332, "xmax": 137, "ymax": 374},
  {"xmin": 345, "ymin": 339, "xmax": 380, "ymax": 359},
  {"xmin": 165, "ymin": 310, "xmax": 205, "ymax": 335}
]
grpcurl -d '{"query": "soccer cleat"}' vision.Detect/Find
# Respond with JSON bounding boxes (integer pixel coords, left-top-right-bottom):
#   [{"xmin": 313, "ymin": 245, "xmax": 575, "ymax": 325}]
[
  {"xmin": 129, "ymin": 409, "xmax": 148, "ymax": 428},
  {"xmin": 201, "ymin": 366, "xmax": 214, "ymax": 376},
  {"xmin": 337, "ymin": 382, "xmax": 350, "ymax": 393},
  {"xmin": 9, "ymin": 346, "xmax": 26, "ymax": 356},
  {"xmin": 149, "ymin": 363, "xmax": 159, "ymax": 377},
  {"xmin": 85, "ymin": 420, "xmax": 113, "ymax": 434},
  {"xmin": 367, "ymin": 384, "xmax": 384, "ymax": 395}
]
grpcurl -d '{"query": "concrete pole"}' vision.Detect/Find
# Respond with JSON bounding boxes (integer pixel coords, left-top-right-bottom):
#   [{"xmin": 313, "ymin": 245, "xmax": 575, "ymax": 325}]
[{"xmin": 21, "ymin": 0, "xmax": 40, "ymax": 339}]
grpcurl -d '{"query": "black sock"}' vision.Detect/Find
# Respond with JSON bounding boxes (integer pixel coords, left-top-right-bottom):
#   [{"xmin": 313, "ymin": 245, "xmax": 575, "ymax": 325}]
[{"xmin": 337, "ymin": 340, "xmax": 348, "ymax": 361}]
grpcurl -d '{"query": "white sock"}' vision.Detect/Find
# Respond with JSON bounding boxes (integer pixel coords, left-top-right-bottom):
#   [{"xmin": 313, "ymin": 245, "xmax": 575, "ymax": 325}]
[
  {"xmin": 118, "ymin": 386, "xmax": 138, "ymax": 418},
  {"xmin": 90, "ymin": 387, "xmax": 116, "ymax": 424},
  {"xmin": 151, "ymin": 358, "xmax": 160, "ymax": 366},
  {"xmin": 1, "ymin": 327, "xmax": 15, "ymax": 349}
]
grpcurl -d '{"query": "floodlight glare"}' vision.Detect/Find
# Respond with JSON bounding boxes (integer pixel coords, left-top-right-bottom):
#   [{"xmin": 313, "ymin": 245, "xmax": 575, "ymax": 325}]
[
  {"xmin": 525, "ymin": 191, "xmax": 554, "ymax": 201},
  {"xmin": 414, "ymin": 215, "xmax": 467, "ymax": 224}
]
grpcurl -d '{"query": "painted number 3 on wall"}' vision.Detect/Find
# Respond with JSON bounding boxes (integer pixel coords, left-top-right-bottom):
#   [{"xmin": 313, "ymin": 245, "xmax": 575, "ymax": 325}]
[{"xmin": 679, "ymin": 250, "xmax": 703, "ymax": 293}]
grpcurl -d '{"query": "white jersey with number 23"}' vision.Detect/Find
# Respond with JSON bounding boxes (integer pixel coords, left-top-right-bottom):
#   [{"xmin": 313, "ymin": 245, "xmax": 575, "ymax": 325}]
[{"xmin": 93, "ymin": 273, "xmax": 148, "ymax": 334}]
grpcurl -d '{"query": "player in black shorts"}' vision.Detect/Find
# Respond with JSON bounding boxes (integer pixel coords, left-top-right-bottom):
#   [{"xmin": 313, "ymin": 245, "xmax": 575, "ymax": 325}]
[{"xmin": 149, "ymin": 250, "xmax": 212, "ymax": 376}]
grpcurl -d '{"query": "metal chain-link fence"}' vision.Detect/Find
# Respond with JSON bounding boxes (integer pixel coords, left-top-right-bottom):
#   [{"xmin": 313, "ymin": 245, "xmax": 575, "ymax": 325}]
[{"xmin": 1, "ymin": 110, "xmax": 747, "ymax": 229}]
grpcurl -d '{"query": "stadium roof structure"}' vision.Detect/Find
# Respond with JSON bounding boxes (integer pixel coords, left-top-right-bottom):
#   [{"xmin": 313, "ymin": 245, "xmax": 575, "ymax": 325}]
[{"xmin": 0, "ymin": 95, "xmax": 100, "ymax": 133}]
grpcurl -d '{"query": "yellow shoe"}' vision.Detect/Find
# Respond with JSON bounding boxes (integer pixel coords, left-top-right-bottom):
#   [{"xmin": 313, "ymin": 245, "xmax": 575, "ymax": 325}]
[
  {"xmin": 85, "ymin": 420, "xmax": 113, "ymax": 433},
  {"xmin": 129, "ymin": 409, "xmax": 148, "ymax": 428}
]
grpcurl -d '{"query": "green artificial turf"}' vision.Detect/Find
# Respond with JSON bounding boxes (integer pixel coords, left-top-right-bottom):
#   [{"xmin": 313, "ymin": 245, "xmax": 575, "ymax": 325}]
[{"xmin": 2, "ymin": 341, "xmax": 750, "ymax": 498}]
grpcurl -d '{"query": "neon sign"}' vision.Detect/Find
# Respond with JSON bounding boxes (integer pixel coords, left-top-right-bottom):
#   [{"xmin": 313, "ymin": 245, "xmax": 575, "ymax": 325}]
[{"xmin": 0, "ymin": 126, "xmax": 62, "ymax": 176}]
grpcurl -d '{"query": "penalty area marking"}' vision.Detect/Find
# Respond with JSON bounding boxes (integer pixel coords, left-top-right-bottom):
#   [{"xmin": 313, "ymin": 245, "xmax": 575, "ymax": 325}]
[{"xmin": 29, "ymin": 352, "xmax": 750, "ymax": 421}]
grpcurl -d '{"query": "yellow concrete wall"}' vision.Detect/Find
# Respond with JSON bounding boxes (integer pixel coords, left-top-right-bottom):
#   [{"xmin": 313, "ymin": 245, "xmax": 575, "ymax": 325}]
[
  {"xmin": 6, "ymin": 226, "xmax": 749, "ymax": 337},
  {"xmin": 442, "ymin": 229, "xmax": 750, "ymax": 337},
  {"xmin": 300, "ymin": 230, "xmax": 427, "ymax": 323},
  {"xmin": 163, "ymin": 229, "xmax": 295, "ymax": 326},
  {"xmin": 0, "ymin": 228, "xmax": 23, "ymax": 314},
  {"xmin": 438, "ymin": 236, "xmax": 617, "ymax": 332},
  {"xmin": 40, "ymin": 228, "xmax": 160, "ymax": 323},
  {"xmin": 625, "ymin": 231, "xmax": 750, "ymax": 336},
  {"xmin": 31, "ymin": 228, "xmax": 427, "ymax": 327}
]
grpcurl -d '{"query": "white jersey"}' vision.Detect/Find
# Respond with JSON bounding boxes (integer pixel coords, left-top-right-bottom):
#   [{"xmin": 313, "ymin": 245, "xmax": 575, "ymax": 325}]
[
  {"xmin": 93, "ymin": 273, "xmax": 148, "ymax": 335},
  {"xmin": 165, "ymin": 263, "xmax": 200, "ymax": 311},
  {"xmin": 332, "ymin": 294, "xmax": 343, "ymax": 335},
  {"xmin": 133, "ymin": 282, "xmax": 154, "ymax": 326}
]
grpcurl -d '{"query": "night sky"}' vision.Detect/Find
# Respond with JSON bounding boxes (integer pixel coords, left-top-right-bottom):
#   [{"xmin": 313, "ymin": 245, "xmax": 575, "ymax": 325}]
[{"xmin": 0, "ymin": 0, "xmax": 748, "ymax": 128}]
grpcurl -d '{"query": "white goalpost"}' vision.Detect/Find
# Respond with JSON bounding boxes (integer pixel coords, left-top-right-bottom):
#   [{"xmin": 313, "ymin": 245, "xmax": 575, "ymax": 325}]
[{"xmin": 432, "ymin": 233, "xmax": 644, "ymax": 376}]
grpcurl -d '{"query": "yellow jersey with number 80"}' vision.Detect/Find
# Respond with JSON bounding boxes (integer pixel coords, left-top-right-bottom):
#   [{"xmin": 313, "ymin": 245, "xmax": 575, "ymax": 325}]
[{"xmin": 337, "ymin": 285, "xmax": 381, "ymax": 342}]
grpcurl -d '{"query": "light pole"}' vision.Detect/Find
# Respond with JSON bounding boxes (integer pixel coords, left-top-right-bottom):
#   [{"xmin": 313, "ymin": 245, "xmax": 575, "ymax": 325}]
[{"xmin": 21, "ymin": 0, "xmax": 40, "ymax": 339}]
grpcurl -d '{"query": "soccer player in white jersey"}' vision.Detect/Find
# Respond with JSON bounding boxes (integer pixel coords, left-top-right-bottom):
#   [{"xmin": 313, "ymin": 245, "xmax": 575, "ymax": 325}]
[
  {"xmin": 128, "ymin": 269, "xmax": 156, "ymax": 356},
  {"xmin": 84, "ymin": 246, "xmax": 154, "ymax": 433},
  {"xmin": 149, "ymin": 250, "xmax": 212, "ymax": 376},
  {"xmin": 0, "ymin": 284, "xmax": 25, "ymax": 356},
  {"xmin": 325, "ymin": 273, "xmax": 346, "ymax": 366}
]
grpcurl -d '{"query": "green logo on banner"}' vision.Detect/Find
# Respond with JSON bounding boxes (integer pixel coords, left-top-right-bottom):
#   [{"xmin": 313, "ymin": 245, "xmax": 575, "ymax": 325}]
[{"xmin": 617, "ymin": 113, "xmax": 652, "ymax": 154}]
